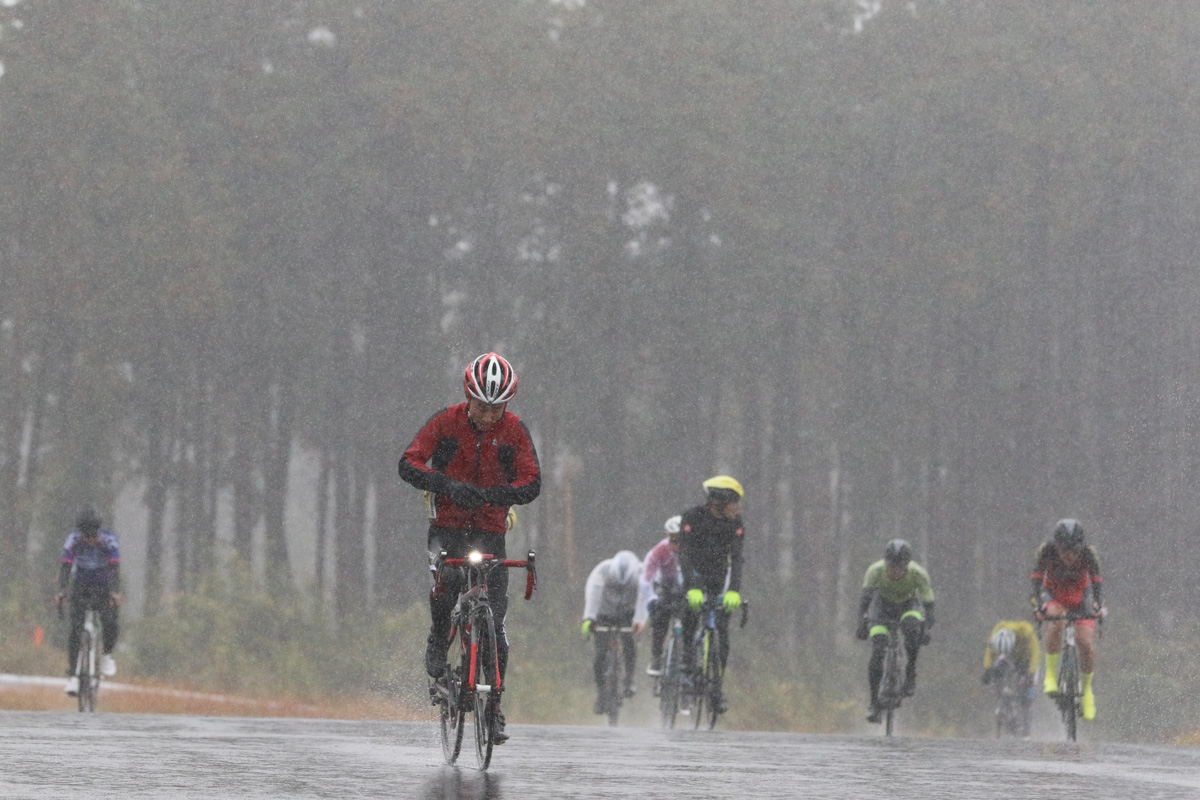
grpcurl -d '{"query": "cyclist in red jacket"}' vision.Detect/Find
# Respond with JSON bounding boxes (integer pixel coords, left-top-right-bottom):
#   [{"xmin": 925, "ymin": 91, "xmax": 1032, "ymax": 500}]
[{"xmin": 398, "ymin": 352, "xmax": 541, "ymax": 744}]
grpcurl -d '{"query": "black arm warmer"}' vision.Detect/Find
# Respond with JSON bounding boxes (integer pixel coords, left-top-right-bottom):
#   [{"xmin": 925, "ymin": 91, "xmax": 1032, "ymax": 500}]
[{"xmin": 858, "ymin": 588, "xmax": 875, "ymax": 618}]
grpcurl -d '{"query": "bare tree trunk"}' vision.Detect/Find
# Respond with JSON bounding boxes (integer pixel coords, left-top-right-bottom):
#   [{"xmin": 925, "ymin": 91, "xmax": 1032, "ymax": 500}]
[
  {"xmin": 315, "ymin": 448, "xmax": 330, "ymax": 597},
  {"xmin": 334, "ymin": 456, "xmax": 367, "ymax": 619},
  {"xmin": 262, "ymin": 379, "xmax": 294, "ymax": 589},
  {"xmin": 142, "ymin": 396, "xmax": 172, "ymax": 614}
]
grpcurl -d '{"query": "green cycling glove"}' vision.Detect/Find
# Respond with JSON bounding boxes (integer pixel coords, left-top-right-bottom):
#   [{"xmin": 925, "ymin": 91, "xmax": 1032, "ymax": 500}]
[
  {"xmin": 581, "ymin": 619, "xmax": 593, "ymax": 637},
  {"xmin": 722, "ymin": 591, "xmax": 742, "ymax": 613},
  {"xmin": 687, "ymin": 588, "xmax": 705, "ymax": 611}
]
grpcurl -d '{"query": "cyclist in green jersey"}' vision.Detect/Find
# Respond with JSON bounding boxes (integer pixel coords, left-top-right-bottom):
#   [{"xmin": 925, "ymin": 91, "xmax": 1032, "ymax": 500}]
[{"xmin": 855, "ymin": 539, "xmax": 936, "ymax": 724}]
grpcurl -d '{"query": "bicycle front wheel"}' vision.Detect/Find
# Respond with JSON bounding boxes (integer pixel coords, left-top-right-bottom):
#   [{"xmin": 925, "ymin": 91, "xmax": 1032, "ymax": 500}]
[
  {"xmin": 704, "ymin": 627, "xmax": 722, "ymax": 731},
  {"xmin": 880, "ymin": 634, "xmax": 904, "ymax": 737},
  {"xmin": 692, "ymin": 631, "xmax": 710, "ymax": 731},
  {"xmin": 1059, "ymin": 646, "xmax": 1080, "ymax": 742},
  {"xmin": 77, "ymin": 630, "xmax": 95, "ymax": 713},
  {"xmin": 659, "ymin": 634, "xmax": 680, "ymax": 729},
  {"xmin": 471, "ymin": 610, "xmax": 498, "ymax": 770},
  {"xmin": 602, "ymin": 638, "xmax": 622, "ymax": 726}
]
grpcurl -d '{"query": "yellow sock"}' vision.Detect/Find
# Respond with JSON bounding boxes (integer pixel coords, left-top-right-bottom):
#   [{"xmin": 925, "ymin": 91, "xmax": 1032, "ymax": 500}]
[{"xmin": 1043, "ymin": 653, "xmax": 1060, "ymax": 693}]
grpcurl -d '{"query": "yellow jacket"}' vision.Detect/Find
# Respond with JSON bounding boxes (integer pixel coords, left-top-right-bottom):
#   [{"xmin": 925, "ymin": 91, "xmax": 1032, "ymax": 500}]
[{"xmin": 982, "ymin": 620, "xmax": 1040, "ymax": 674}]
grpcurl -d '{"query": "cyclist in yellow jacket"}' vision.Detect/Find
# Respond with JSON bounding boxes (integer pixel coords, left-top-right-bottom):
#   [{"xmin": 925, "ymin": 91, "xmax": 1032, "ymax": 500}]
[{"xmin": 981, "ymin": 620, "xmax": 1040, "ymax": 737}]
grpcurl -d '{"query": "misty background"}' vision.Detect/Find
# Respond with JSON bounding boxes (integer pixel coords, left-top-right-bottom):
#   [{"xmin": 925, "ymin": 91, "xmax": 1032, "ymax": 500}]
[{"xmin": 0, "ymin": 1, "xmax": 1197, "ymax": 739}]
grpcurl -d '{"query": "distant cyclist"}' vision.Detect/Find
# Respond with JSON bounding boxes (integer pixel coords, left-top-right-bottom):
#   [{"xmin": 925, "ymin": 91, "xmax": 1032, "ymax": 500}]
[
  {"xmin": 856, "ymin": 539, "xmax": 935, "ymax": 724},
  {"xmin": 678, "ymin": 475, "xmax": 746, "ymax": 716},
  {"xmin": 1032, "ymin": 518, "xmax": 1103, "ymax": 721},
  {"xmin": 641, "ymin": 515, "xmax": 684, "ymax": 677},
  {"xmin": 398, "ymin": 352, "xmax": 542, "ymax": 745},
  {"xmin": 982, "ymin": 620, "xmax": 1040, "ymax": 737},
  {"xmin": 53, "ymin": 506, "xmax": 121, "ymax": 696},
  {"xmin": 581, "ymin": 550, "xmax": 643, "ymax": 714}
]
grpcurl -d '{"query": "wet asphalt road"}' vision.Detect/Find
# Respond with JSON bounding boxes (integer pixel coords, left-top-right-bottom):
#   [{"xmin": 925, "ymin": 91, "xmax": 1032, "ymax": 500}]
[{"xmin": 0, "ymin": 711, "xmax": 1197, "ymax": 799}]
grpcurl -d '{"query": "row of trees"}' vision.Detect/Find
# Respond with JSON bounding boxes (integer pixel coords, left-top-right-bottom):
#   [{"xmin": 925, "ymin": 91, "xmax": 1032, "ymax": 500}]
[{"xmin": 1, "ymin": 1, "xmax": 1197, "ymax": 671}]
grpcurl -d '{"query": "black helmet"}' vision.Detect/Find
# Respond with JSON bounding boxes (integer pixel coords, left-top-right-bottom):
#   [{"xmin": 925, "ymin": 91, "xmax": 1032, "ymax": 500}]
[
  {"xmin": 1053, "ymin": 519, "xmax": 1085, "ymax": 550},
  {"xmin": 76, "ymin": 505, "xmax": 102, "ymax": 533},
  {"xmin": 884, "ymin": 539, "xmax": 912, "ymax": 564}
]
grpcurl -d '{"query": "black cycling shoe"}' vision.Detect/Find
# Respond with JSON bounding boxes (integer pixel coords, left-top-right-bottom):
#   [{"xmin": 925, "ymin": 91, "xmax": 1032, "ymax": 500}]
[
  {"xmin": 491, "ymin": 712, "xmax": 509, "ymax": 745},
  {"xmin": 902, "ymin": 673, "xmax": 917, "ymax": 697},
  {"xmin": 866, "ymin": 704, "xmax": 882, "ymax": 724},
  {"xmin": 714, "ymin": 693, "xmax": 729, "ymax": 714},
  {"xmin": 593, "ymin": 697, "xmax": 606, "ymax": 715},
  {"xmin": 424, "ymin": 634, "xmax": 448, "ymax": 678},
  {"xmin": 623, "ymin": 682, "xmax": 637, "ymax": 699}
]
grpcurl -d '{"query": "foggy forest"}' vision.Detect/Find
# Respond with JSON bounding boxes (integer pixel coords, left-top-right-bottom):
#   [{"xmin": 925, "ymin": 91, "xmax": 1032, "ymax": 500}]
[{"xmin": 1, "ymin": 0, "xmax": 1198, "ymax": 741}]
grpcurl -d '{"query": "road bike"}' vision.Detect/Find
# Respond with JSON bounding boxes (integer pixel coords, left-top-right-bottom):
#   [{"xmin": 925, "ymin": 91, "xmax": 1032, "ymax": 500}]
[
  {"xmin": 428, "ymin": 549, "xmax": 536, "ymax": 770},
  {"xmin": 591, "ymin": 624, "xmax": 634, "ymax": 726},
  {"xmin": 681, "ymin": 598, "xmax": 749, "ymax": 731},
  {"xmin": 988, "ymin": 655, "xmax": 1031, "ymax": 738},
  {"xmin": 656, "ymin": 615, "xmax": 685, "ymax": 729},
  {"xmin": 1041, "ymin": 610, "xmax": 1101, "ymax": 742}
]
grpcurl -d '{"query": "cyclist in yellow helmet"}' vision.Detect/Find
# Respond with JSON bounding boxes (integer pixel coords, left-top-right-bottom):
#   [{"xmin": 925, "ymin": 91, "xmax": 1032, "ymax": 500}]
[
  {"xmin": 677, "ymin": 475, "xmax": 746, "ymax": 715},
  {"xmin": 982, "ymin": 620, "xmax": 1040, "ymax": 737}
]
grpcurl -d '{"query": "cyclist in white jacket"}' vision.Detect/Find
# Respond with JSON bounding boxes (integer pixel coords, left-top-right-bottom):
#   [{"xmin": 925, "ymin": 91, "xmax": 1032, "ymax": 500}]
[{"xmin": 581, "ymin": 550, "xmax": 644, "ymax": 715}]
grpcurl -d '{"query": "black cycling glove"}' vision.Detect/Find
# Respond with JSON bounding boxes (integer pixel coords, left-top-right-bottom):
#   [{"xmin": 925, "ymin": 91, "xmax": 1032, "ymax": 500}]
[{"xmin": 444, "ymin": 480, "xmax": 485, "ymax": 510}]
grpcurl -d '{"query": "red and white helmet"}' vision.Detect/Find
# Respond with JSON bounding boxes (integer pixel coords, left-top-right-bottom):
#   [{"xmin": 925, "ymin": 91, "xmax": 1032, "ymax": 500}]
[{"xmin": 463, "ymin": 352, "xmax": 518, "ymax": 404}]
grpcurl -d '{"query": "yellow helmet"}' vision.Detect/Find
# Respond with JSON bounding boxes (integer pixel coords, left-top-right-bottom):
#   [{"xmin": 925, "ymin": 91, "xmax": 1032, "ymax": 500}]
[{"xmin": 702, "ymin": 475, "xmax": 744, "ymax": 502}]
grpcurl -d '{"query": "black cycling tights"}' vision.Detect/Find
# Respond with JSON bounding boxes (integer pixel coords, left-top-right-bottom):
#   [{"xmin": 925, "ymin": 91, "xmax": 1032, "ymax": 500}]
[
  {"xmin": 428, "ymin": 528, "xmax": 510, "ymax": 682},
  {"xmin": 67, "ymin": 589, "xmax": 119, "ymax": 673}
]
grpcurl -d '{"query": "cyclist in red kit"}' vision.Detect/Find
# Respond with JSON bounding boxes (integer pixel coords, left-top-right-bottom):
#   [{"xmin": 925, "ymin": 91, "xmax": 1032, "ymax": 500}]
[
  {"xmin": 398, "ymin": 352, "xmax": 541, "ymax": 744},
  {"xmin": 1031, "ymin": 519, "xmax": 1103, "ymax": 721}
]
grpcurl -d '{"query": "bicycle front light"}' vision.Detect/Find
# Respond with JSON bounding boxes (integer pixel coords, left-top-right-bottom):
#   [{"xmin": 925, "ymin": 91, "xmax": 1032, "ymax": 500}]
[{"xmin": 468, "ymin": 551, "xmax": 483, "ymax": 565}]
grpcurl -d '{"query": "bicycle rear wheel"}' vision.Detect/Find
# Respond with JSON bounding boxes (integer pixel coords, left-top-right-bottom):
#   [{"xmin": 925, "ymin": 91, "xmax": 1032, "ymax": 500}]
[
  {"xmin": 471, "ymin": 610, "xmax": 498, "ymax": 770},
  {"xmin": 438, "ymin": 645, "xmax": 466, "ymax": 764}
]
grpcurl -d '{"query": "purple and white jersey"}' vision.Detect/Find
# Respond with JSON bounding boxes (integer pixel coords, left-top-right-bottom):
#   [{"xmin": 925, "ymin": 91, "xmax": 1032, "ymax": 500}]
[{"xmin": 61, "ymin": 529, "xmax": 120, "ymax": 587}]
